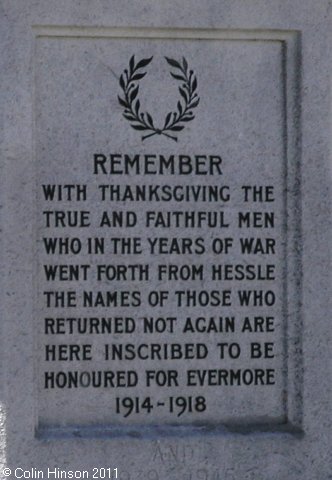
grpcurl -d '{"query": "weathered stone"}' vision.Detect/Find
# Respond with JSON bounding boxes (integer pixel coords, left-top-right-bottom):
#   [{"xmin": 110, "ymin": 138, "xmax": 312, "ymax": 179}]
[{"xmin": 0, "ymin": 2, "xmax": 331, "ymax": 479}]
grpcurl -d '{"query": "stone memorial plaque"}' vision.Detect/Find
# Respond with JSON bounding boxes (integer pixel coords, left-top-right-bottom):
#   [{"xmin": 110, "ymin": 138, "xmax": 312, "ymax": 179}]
[
  {"xmin": 1, "ymin": 2, "xmax": 331, "ymax": 479},
  {"xmin": 35, "ymin": 29, "xmax": 298, "ymax": 433}
]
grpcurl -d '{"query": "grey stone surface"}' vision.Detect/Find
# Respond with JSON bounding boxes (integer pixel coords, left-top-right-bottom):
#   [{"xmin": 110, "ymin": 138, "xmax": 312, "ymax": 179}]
[{"xmin": 1, "ymin": 1, "xmax": 331, "ymax": 479}]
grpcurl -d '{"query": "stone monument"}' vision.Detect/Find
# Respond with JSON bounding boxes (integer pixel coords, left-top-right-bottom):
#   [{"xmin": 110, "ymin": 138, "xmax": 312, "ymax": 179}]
[{"xmin": 1, "ymin": 1, "xmax": 331, "ymax": 479}]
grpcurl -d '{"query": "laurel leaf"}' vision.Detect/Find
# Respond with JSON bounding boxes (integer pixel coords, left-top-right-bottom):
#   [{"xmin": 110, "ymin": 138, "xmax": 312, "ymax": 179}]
[
  {"xmin": 169, "ymin": 125, "xmax": 184, "ymax": 131},
  {"xmin": 192, "ymin": 76, "xmax": 198, "ymax": 92},
  {"xmin": 118, "ymin": 96, "xmax": 128, "ymax": 108},
  {"xmin": 189, "ymin": 97, "xmax": 200, "ymax": 109},
  {"xmin": 119, "ymin": 74, "xmax": 125, "ymax": 90},
  {"xmin": 123, "ymin": 113, "xmax": 137, "ymax": 121},
  {"xmin": 146, "ymin": 112, "xmax": 154, "ymax": 128},
  {"xmin": 180, "ymin": 116, "xmax": 194, "ymax": 122},
  {"xmin": 129, "ymin": 55, "xmax": 135, "ymax": 75},
  {"xmin": 135, "ymin": 99, "xmax": 140, "ymax": 115},
  {"xmin": 131, "ymin": 72, "xmax": 147, "ymax": 81},
  {"xmin": 164, "ymin": 112, "xmax": 172, "ymax": 129},
  {"xmin": 177, "ymin": 101, "xmax": 183, "ymax": 115},
  {"xmin": 131, "ymin": 124, "xmax": 149, "ymax": 131},
  {"xmin": 130, "ymin": 85, "xmax": 139, "ymax": 102},
  {"xmin": 170, "ymin": 72, "xmax": 187, "ymax": 82},
  {"xmin": 179, "ymin": 87, "xmax": 188, "ymax": 102},
  {"xmin": 165, "ymin": 56, "xmax": 183, "ymax": 70},
  {"xmin": 135, "ymin": 57, "xmax": 153, "ymax": 70},
  {"xmin": 182, "ymin": 57, "xmax": 188, "ymax": 73}
]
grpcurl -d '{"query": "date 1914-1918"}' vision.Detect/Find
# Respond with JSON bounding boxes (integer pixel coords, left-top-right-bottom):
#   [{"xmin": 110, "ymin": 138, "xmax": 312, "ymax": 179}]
[{"xmin": 115, "ymin": 396, "xmax": 207, "ymax": 417}]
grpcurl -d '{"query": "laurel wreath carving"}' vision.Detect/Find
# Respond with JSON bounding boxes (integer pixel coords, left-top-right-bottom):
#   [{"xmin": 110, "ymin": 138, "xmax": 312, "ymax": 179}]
[{"xmin": 118, "ymin": 55, "xmax": 200, "ymax": 142}]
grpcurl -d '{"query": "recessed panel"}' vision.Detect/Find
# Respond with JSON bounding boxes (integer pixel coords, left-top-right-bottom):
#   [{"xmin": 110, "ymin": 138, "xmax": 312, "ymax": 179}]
[{"xmin": 35, "ymin": 33, "xmax": 288, "ymax": 431}]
